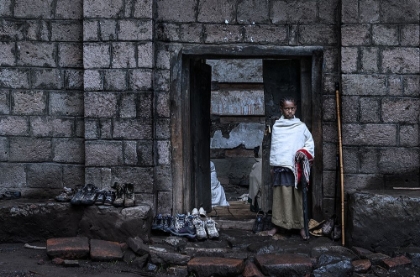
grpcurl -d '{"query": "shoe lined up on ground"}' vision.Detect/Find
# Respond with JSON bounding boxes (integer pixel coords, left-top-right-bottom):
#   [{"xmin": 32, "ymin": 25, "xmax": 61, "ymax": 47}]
[
  {"xmin": 0, "ymin": 190, "xmax": 22, "ymax": 200},
  {"xmin": 151, "ymin": 208, "xmax": 219, "ymax": 240},
  {"xmin": 65, "ymin": 183, "xmax": 136, "ymax": 207}
]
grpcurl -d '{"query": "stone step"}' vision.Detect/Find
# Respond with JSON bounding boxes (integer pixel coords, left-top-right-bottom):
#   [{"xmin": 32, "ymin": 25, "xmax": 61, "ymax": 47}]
[
  {"xmin": 255, "ymin": 253, "xmax": 313, "ymax": 276},
  {"xmin": 46, "ymin": 237, "xmax": 90, "ymax": 259},
  {"xmin": 187, "ymin": 257, "xmax": 245, "ymax": 277}
]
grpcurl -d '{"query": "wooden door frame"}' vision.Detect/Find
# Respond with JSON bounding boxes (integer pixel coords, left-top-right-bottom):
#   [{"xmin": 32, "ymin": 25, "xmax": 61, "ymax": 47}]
[{"xmin": 170, "ymin": 45, "xmax": 324, "ymax": 218}]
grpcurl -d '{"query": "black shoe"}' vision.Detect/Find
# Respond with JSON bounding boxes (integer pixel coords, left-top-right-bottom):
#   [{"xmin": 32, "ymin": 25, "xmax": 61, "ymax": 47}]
[
  {"xmin": 263, "ymin": 210, "xmax": 273, "ymax": 231},
  {"xmin": 113, "ymin": 183, "xmax": 125, "ymax": 207},
  {"xmin": 104, "ymin": 191, "xmax": 116, "ymax": 206},
  {"xmin": 124, "ymin": 183, "xmax": 135, "ymax": 207},
  {"xmin": 95, "ymin": 190, "xmax": 105, "ymax": 205},
  {"xmin": 163, "ymin": 214, "xmax": 174, "ymax": 233},
  {"xmin": 252, "ymin": 210, "xmax": 264, "ymax": 233},
  {"xmin": 4, "ymin": 190, "xmax": 21, "ymax": 200},
  {"xmin": 80, "ymin": 184, "xmax": 98, "ymax": 205},
  {"xmin": 70, "ymin": 185, "xmax": 84, "ymax": 205}
]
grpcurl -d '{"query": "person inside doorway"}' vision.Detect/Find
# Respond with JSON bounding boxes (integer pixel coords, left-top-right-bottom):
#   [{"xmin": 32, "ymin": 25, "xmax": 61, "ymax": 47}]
[
  {"xmin": 266, "ymin": 97, "xmax": 314, "ymax": 240},
  {"xmin": 210, "ymin": 161, "xmax": 229, "ymax": 207}
]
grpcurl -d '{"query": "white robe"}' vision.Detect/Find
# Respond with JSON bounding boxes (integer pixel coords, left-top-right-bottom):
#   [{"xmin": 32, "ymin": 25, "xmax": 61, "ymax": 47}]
[{"xmin": 210, "ymin": 161, "xmax": 229, "ymax": 207}]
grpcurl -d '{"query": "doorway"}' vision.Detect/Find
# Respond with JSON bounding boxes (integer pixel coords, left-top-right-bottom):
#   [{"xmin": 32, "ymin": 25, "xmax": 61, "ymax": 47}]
[{"xmin": 170, "ymin": 46, "xmax": 323, "ymax": 219}]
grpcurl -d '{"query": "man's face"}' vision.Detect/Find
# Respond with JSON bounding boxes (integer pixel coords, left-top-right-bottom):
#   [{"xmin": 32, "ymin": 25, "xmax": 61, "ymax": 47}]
[{"xmin": 280, "ymin": 100, "xmax": 296, "ymax": 119}]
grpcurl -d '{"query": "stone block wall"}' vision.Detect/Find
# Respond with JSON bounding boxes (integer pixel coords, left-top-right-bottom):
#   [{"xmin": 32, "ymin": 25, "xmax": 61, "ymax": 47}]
[{"xmin": 0, "ymin": 0, "xmax": 85, "ymax": 197}]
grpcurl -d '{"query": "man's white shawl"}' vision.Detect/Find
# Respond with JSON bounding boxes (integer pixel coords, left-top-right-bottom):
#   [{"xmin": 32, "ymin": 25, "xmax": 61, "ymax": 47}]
[
  {"xmin": 210, "ymin": 161, "xmax": 229, "ymax": 207},
  {"xmin": 269, "ymin": 116, "xmax": 315, "ymax": 172}
]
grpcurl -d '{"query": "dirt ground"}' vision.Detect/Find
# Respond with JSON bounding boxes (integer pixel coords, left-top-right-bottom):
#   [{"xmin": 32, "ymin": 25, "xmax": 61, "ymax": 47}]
[{"xmin": 0, "ymin": 242, "xmax": 148, "ymax": 277}]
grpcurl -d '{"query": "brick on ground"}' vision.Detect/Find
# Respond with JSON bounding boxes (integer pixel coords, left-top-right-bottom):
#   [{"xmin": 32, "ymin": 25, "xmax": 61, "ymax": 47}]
[
  {"xmin": 46, "ymin": 237, "xmax": 89, "ymax": 259},
  {"xmin": 352, "ymin": 259, "xmax": 371, "ymax": 273},
  {"xmin": 90, "ymin": 239, "xmax": 124, "ymax": 261},
  {"xmin": 255, "ymin": 253, "xmax": 312, "ymax": 276},
  {"xmin": 382, "ymin": 255, "xmax": 411, "ymax": 269},
  {"xmin": 365, "ymin": 252, "xmax": 391, "ymax": 266},
  {"xmin": 243, "ymin": 260, "xmax": 264, "ymax": 277},
  {"xmin": 188, "ymin": 257, "xmax": 244, "ymax": 277}
]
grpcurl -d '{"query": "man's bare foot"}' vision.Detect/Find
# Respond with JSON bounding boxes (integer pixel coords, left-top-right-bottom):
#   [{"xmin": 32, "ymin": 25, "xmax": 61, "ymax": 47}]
[
  {"xmin": 300, "ymin": 228, "xmax": 309, "ymax": 240},
  {"xmin": 266, "ymin": 227, "xmax": 278, "ymax": 236}
]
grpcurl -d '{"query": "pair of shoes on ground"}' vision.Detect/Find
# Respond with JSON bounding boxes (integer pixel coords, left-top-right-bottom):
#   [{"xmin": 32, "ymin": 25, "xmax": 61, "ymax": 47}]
[
  {"xmin": 111, "ymin": 182, "xmax": 135, "ymax": 207},
  {"xmin": 0, "ymin": 190, "xmax": 21, "ymax": 200},
  {"xmin": 94, "ymin": 190, "xmax": 116, "ymax": 206},
  {"xmin": 70, "ymin": 184, "xmax": 99, "ymax": 205},
  {"xmin": 191, "ymin": 207, "xmax": 206, "ymax": 217},
  {"xmin": 252, "ymin": 210, "xmax": 273, "ymax": 233}
]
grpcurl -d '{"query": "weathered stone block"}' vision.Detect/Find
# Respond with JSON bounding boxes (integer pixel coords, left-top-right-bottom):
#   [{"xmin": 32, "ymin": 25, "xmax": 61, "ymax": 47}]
[
  {"xmin": 33, "ymin": 68, "xmax": 63, "ymax": 89},
  {"xmin": 322, "ymin": 95, "xmax": 335, "ymax": 121},
  {"xmin": 155, "ymin": 165, "xmax": 172, "ymax": 191},
  {"xmin": 83, "ymin": 43, "xmax": 110, "ymax": 69},
  {"xmin": 237, "ymin": 0, "xmax": 270, "ymax": 24},
  {"xmin": 137, "ymin": 93, "xmax": 152, "ymax": 119},
  {"xmin": 341, "ymin": 95, "xmax": 359, "ymax": 123},
  {"xmin": 0, "ymin": 202, "xmax": 83, "ymax": 242},
  {"xmin": 56, "ymin": 0, "xmax": 82, "ymax": 19},
  {"xmin": 359, "ymin": 0, "xmax": 380, "ymax": 23},
  {"xmin": 156, "ymin": 118, "xmax": 170, "ymax": 139},
  {"xmin": 50, "ymin": 91, "xmax": 84, "ymax": 116},
  {"xmin": 129, "ymin": 69, "xmax": 153, "ymax": 90},
  {"xmin": 360, "ymin": 47, "xmax": 379, "ymax": 73},
  {"xmin": 271, "ymin": 1, "xmax": 317, "ymax": 24},
  {"xmin": 319, "ymin": 0, "xmax": 339, "ymax": 23},
  {"xmin": 0, "ymin": 42, "xmax": 15, "ymax": 66},
  {"xmin": 198, "ymin": 0, "xmax": 236, "ymax": 23},
  {"xmin": 47, "ymin": 237, "xmax": 89, "ymax": 259},
  {"xmin": 137, "ymin": 140, "xmax": 153, "ymax": 166},
  {"xmin": 345, "ymin": 174, "xmax": 384, "ymax": 196},
  {"xmin": 388, "ymin": 75, "xmax": 403, "ymax": 95},
  {"xmin": 12, "ymin": 90, "xmax": 46, "ymax": 115},
  {"xmin": 359, "ymin": 147, "xmax": 379, "ymax": 174},
  {"xmin": 113, "ymin": 120, "xmax": 152, "ymax": 140},
  {"xmin": 382, "ymin": 48, "xmax": 420, "ymax": 74},
  {"xmin": 204, "ymin": 24, "xmax": 243, "ymax": 44},
  {"xmin": 14, "ymin": 0, "xmax": 54, "ymax": 19},
  {"xmin": 85, "ymin": 141, "xmax": 123, "ymax": 166},
  {"xmin": 0, "ymin": 90, "xmax": 10, "ymax": 114},
  {"xmin": 244, "ymin": 25, "xmax": 288, "ymax": 44},
  {"xmin": 100, "ymin": 119, "xmax": 113, "ymax": 138},
  {"xmin": 0, "ymin": 137, "xmax": 7, "ymax": 161},
  {"xmin": 157, "ymin": 0, "xmax": 196, "ymax": 22},
  {"xmin": 372, "ymin": 24, "xmax": 398, "ymax": 46},
  {"xmin": 27, "ymin": 163, "xmax": 62, "ymax": 188},
  {"xmin": 127, "ymin": 237, "xmax": 149, "ymax": 256},
  {"xmin": 154, "ymin": 69, "xmax": 170, "ymax": 91},
  {"xmin": 85, "ymin": 167, "xmax": 112, "ymax": 189},
  {"xmin": 84, "ymin": 0, "xmax": 123, "ymax": 18},
  {"xmin": 137, "ymin": 42, "xmax": 154, "ymax": 68},
  {"xmin": 323, "ymin": 47, "xmax": 339, "ymax": 74},
  {"xmin": 157, "ymin": 191, "xmax": 172, "ymax": 214},
  {"xmin": 156, "ymin": 23, "xmax": 180, "ymax": 42},
  {"xmin": 341, "ymin": 24, "xmax": 371, "ymax": 46},
  {"xmin": 51, "ymin": 22, "xmax": 82, "ymax": 41},
  {"xmin": 341, "ymin": 0, "xmax": 358, "ymax": 23},
  {"xmin": 17, "ymin": 42, "xmax": 55, "ymax": 67},
  {"xmin": 400, "ymin": 125, "xmax": 418, "ymax": 147},
  {"xmin": 255, "ymin": 254, "xmax": 312, "ymax": 277},
  {"xmin": 0, "ymin": 163, "xmax": 26, "ymax": 188},
  {"xmin": 157, "ymin": 140, "xmax": 171, "ymax": 165},
  {"xmin": 156, "ymin": 91, "xmax": 170, "ymax": 117},
  {"xmin": 0, "ymin": 0, "xmax": 12, "ymax": 17},
  {"xmin": 342, "ymin": 124, "xmax": 397, "ymax": 146},
  {"xmin": 117, "ymin": 20, "xmax": 152, "ymax": 41},
  {"xmin": 179, "ymin": 23, "xmax": 204, "ymax": 42},
  {"xmin": 58, "ymin": 43, "xmax": 83, "ymax": 68},
  {"xmin": 64, "ymin": 69, "xmax": 83, "ymax": 90},
  {"xmin": 188, "ymin": 257, "xmax": 244, "ymax": 276},
  {"xmin": 30, "ymin": 116, "xmax": 73, "ymax": 137},
  {"xmin": 9, "ymin": 137, "xmax": 51, "ymax": 162},
  {"xmin": 342, "ymin": 74, "xmax": 387, "ymax": 95},
  {"xmin": 84, "ymin": 92, "xmax": 117, "ymax": 118},
  {"xmin": 0, "ymin": 68, "xmax": 30, "ymax": 89},
  {"xmin": 403, "ymin": 75, "xmax": 420, "ymax": 96},
  {"xmin": 78, "ymin": 205, "xmax": 152, "ymax": 243},
  {"xmin": 90, "ymin": 239, "xmax": 123, "ymax": 261},
  {"xmin": 299, "ymin": 24, "xmax": 337, "ymax": 45},
  {"xmin": 62, "ymin": 165, "xmax": 84, "ymax": 188},
  {"xmin": 99, "ymin": 19, "xmax": 117, "ymax": 41},
  {"xmin": 83, "ymin": 70, "xmax": 103, "ymax": 91},
  {"xmin": 381, "ymin": 0, "xmax": 419, "ymax": 23},
  {"xmin": 360, "ymin": 97, "xmax": 380, "ymax": 123},
  {"xmin": 120, "ymin": 93, "xmax": 136, "ymax": 118},
  {"xmin": 348, "ymin": 191, "xmax": 420, "ymax": 252},
  {"xmin": 112, "ymin": 167, "xmax": 153, "ymax": 193},
  {"xmin": 123, "ymin": 141, "xmax": 137, "ymax": 165},
  {"xmin": 112, "ymin": 42, "xmax": 136, "ymax": 68},
  {"xmin": 378, "ymin": 148, "xmax": 419, "ymax": 174},
  {"xmin": 0, "ymin": 116, "xmax": 28, "ymax": 136},
  {"xmin": 83, "ymin": 20, "xmax": 99, "ymax": 41},
  {"xmin": 84, "ymin": 119, "xmax": 99, "ymax": 139},
  {"xmin": 401, "ymin": 24, "xmax": 419, "ymax": 46},
  {"xmin": 104, "ymin": 69, "xmax": 127, "ymax": 91},
  {"xmin": 382, "ymin": 98, "xmax": 420, "ymax": 123},
  {"xmin": 133, "ymin": 0, "xmax": 153, "ymax": 19},
  {"xmin": 53, "ymin": 138, "xmax": 84, "ymax": 163}
]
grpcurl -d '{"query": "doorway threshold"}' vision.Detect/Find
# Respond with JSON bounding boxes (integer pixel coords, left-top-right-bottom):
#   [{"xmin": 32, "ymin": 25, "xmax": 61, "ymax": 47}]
[{"xmin": 208, "ymin": 201, "xmax": 257, "ymax": 231}]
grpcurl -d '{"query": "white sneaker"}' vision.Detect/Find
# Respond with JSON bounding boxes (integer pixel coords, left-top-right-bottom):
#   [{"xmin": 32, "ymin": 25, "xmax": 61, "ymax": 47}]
[
  {"xmin": 194, "ymin": 218, "xmax": 207, "ymax": 240},
  {"xmin": 205, "ymin": 218, "xmax": 219, "ymax": 239},
  {"xmin": 199, "ymin": 207, "xmax": 206, "ymax": 217},
  {"xmin": 191, "ymin": 208, "xmax": 199, "ymax": 215}
]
